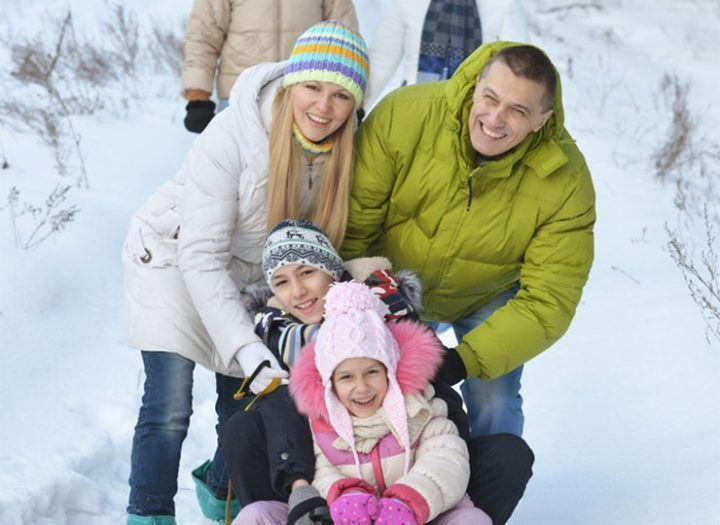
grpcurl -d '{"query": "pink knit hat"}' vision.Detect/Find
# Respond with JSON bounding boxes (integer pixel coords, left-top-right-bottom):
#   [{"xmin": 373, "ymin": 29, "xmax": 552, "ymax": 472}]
[{"xmin": 314, "ymin": 281, "xmax": 412, "ymax": 477}]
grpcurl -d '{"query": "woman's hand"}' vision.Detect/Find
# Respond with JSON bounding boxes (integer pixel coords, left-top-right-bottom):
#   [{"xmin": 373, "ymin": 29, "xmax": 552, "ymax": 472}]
[{"xmin": 234, "ymin": 341, "xmax": 288, "ymax": 394}]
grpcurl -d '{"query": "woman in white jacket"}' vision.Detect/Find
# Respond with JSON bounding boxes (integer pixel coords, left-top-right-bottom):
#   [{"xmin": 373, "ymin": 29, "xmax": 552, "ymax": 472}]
[
  {"xmin": 365, "ymin": 0, "xmax": 530, "ymax": 107},
  {"xmin": 122, "ymin": 21, "xmax": 369, "ymax": 525}
]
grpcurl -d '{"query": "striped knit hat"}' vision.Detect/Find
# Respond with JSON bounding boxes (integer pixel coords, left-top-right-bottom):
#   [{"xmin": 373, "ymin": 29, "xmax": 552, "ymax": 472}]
[
  {"xmin": 262, "ymin": 219, "xmax": 345, "ymax": 286},
  {"xmin": 283, "ymin": 20, "xmax": 369, "ymax": 108}
]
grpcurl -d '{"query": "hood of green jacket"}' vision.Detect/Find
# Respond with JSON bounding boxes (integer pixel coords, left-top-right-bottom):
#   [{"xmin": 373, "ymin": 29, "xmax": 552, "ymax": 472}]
[{"xmin": 444, "ymin": 40, "xmax": 569, "ymax": 180}]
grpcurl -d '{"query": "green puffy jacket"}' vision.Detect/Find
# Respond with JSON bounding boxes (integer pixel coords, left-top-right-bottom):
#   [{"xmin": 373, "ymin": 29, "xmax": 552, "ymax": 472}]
[{"xmin": 341, "ymin": 42, "xmax": 595, "ymax": 380}]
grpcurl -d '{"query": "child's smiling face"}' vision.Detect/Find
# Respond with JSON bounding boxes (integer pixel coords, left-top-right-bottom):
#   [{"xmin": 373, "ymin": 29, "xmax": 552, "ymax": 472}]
[
  {"xmin": 270, "ymin": 264, "xmax": 335, "ymax": 323},
  {"xmin": 331, "ymin": 357, "xmax": 389, "ymax": 418}
]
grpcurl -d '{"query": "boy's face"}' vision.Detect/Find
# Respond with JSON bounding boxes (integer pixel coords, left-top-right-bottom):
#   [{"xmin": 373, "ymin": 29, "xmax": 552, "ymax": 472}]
[
  {"xmin": 332, "ymin": 357, "xmax": 389, "ymax": 418},
  {"xmin": 270, "ymin": 264, "xmax": 335, "ymax": 324}
]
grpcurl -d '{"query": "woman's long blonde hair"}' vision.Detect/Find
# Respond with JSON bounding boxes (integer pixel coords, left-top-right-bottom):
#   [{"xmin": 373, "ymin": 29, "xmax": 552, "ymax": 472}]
[{"xmin": 265, "ymin": 86, "xmax": 355, "ymax": 248}]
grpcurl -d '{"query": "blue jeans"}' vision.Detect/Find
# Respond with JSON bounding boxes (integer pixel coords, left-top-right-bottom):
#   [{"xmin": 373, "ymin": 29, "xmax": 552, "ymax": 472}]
[
  {"xmin": 216, "ymin": 98, "xmax": 229, "ymax": 112},
  {"xmin": 127, "ymin": 351, "xmax": 246, "ymax": 517},
  {"xmin": 432, "ymin": 286, "xmax": 524, "ymax": 439}
]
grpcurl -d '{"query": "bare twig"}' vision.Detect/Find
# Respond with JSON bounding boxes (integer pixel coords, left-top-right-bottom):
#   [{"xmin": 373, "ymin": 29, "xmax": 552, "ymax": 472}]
[
  {"xmin": 539, "ymin": 3, "xmax": 603, "ymax": 15},
  {"xmin": 651, "ymin": 74, "xmax": 695, "ymax": 180},
  {"xmin": 4, "ymin": 185, "xmax": 80, "ymax": 250},
  {"xmin": 667, "ymin": 209, "xmax": 720, "ymax": 343}
]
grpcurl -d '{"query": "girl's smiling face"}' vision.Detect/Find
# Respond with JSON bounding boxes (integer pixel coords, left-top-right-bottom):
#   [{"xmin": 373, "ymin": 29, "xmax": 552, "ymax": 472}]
[{"xmin": 332, "ymin": 357, "xmax": 389, "ymax": 418}]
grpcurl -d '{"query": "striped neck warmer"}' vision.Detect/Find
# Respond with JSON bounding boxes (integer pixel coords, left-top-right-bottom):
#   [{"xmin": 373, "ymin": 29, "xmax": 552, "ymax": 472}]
[{"xmin": 292, "ymin": 123, "xmax": 334, "ymax": 158}]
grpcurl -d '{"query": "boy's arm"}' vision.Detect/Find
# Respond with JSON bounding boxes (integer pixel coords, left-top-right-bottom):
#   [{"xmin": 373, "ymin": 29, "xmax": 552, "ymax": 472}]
[
  {"xmin": 362, "ymin": 269, "xmax": 420, "ymax": 322},
  {"xmin": 254, "ymin": 307, "xmax": 320, "ymax": 369}
]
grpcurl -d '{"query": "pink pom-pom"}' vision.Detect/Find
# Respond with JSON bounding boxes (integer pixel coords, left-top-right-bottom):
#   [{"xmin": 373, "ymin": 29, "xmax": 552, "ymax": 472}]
[{"xmin": 323, "ymin": 281, "xmax": 389, "ymax": 319}]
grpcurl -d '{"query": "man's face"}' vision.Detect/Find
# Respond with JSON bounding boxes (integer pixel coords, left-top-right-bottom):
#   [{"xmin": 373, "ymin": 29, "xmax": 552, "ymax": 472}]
[
  {"xmin": 468, "ymin": 60, "xmax": 553, "ymax": 158},
  {"xmin": 270, "ymin": 264, "xmax": 335, "ymax": 323}
]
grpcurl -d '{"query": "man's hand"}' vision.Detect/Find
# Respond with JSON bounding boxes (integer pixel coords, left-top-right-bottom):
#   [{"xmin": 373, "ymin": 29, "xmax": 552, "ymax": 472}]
[
  {"xmin": 234, "ymin": 341, "xmax": 288, "ymax": 394},
  {"xmin": 184, "ymin": 100, "xmax": 215, "ymax": 133},
  {"xmin": 434, "ymin": 345, "xmax": 468, "ymax": 385}
]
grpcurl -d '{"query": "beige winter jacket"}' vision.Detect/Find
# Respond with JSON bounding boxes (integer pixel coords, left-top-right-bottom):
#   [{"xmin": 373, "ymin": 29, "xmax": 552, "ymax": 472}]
[
  {"xmin": 123, "ymin": 61, "xmax": 328, "ymax": 376},
  {"xmin": 181, "ymin": 0, "xmax": 358, "ymax": 100}
]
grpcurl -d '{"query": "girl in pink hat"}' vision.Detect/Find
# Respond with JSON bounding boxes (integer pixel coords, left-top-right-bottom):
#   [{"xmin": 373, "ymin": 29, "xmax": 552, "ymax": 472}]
[{"xmin": 287, "ymin": 281, "xmax": 493, "ymax": 525}]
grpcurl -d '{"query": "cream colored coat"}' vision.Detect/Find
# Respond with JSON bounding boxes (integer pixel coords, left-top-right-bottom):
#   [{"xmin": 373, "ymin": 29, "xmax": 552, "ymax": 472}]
[
  {"xmin": 312, "ymin": 387, "xmax": 470, "ymax": 522},
  {"xmin": 123, "ymin": 61, "xmax": 326, "ymax": 376},
  {"xmin": 181, "ymin": 0, "xmax": 358, "ymax": 99},
  {"xmin": 365, "ymin": 0, "xmax": 530, "ymax": 106}
]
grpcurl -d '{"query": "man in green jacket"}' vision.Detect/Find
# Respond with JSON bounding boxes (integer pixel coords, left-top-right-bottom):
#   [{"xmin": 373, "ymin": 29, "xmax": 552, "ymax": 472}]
[{"xmin": 341, "ymin": 42, "xmax": 595, "ymax": 438}]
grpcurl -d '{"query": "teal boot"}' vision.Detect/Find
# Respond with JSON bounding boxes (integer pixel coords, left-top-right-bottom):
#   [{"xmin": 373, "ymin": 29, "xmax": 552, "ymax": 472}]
[
  {"xmin": 191, "ymin": 460, "xmax": 241, "ymax": 523},
  {"xmin": 127, "ymin": 515, "xmax": 176, "ymax": 525}
]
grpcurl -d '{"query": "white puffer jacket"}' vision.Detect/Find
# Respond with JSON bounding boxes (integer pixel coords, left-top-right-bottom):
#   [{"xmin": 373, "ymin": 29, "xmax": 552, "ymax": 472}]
[
  {"xmin": 365, "ymin": 0, "xmax": 530, "ymax": 106},
  {"xmin": 123, "ymin": 61, "xmax": 326, "ymax": 375}
]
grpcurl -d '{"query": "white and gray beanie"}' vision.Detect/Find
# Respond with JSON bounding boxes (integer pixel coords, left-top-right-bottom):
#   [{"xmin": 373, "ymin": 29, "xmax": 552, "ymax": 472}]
[{"xmin": 262, "ymin": 219, "xmax": 345, "ymax": 286}]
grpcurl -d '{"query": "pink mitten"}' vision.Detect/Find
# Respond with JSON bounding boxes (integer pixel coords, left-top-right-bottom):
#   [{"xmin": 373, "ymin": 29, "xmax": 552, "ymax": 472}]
[
  {"xmin": 328, "ymin": 492, "xmax": 379, "ymax": 525},
  {"xmin": 374, "ymin": 497, "xmax": 417, "ymax": 525}
]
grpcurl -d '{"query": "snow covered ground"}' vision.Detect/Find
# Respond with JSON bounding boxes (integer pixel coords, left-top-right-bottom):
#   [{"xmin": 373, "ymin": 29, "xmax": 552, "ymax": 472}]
[{"xmin": 1, "ymin": 1, "xmax": 719, "ymax": 524}]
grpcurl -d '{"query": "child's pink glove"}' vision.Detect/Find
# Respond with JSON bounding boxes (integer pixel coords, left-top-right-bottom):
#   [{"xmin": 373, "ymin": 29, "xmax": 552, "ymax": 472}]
[
  {"xmin": 374, "ymin": 497, "xmax": 417, "ymax": 525},
  {"xmin": 328, "ymin": 492, "xmax": 379, "ymax": 524}
]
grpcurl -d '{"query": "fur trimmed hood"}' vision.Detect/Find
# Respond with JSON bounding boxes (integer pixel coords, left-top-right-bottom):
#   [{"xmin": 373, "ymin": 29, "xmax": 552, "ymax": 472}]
[{"xmin": 289, "ymin": 320, "xmax": 443, "ymax": 421}]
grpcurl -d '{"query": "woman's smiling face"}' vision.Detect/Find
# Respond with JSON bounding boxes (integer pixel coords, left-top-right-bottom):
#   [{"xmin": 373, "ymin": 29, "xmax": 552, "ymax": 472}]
[{"xmin": 291, "ymin": 81, "xmax": 355, "ymax": 142}]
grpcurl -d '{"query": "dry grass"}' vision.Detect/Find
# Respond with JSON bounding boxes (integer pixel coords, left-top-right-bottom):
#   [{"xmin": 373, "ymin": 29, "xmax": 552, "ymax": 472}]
[
  {"xmin": 3, "ymin": 185, "xmax": 80, "ymax": 250},
  {"xmin": 149, "ymin": 21, "xmax": 184, "ymax": 76},
  {"xmin": 667, "ymin": 209, "xmax": 720, "ymax": 343},
  {"xmin": 1, "ymin": 3, "xmax": 185, "ymax": 249},
  {"xmin": 102, "ymin": 4, "xmax": 140, "ymax": 76},
  {"xmin": 654, "ymin": 73, "xmax": 720, "ymax": 343},
  {"xmin": 651, "ymin": 74, "xmax": 696, "ymax": 180}
]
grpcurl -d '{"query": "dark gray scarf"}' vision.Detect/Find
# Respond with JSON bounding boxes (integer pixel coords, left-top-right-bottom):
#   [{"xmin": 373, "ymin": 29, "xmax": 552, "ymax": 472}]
[{"xmin": 417, "ymin": 0, "xmax": 483, "ymax": 82}]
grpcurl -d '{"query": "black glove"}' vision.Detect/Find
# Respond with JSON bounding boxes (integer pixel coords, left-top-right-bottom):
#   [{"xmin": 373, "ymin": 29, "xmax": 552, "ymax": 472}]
[
  {"xmin": 287, "ymin": 485, "xmax": 331, "ymax": 525},
  {"xmin": 184, "ymin": 100, "xmax": 216, "ymax": 133},
  {"xmin": 435, "ymin": 345, "xmax": 467, "ymax": 386}
]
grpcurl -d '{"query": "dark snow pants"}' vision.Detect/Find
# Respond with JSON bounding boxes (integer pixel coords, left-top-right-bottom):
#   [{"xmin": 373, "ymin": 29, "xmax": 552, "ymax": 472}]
[
  {"xmin": 221, "ymin": 385, "xmax": 315, "ymax": 505},
  {"xmin": 467, "ymin": 433, "xmax": 535, "ymax": 525}
]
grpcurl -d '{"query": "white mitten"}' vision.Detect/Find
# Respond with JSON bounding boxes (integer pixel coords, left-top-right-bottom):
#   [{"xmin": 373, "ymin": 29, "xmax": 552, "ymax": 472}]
[{"xmin": 235, "ymin": 341, "xmax": 288, "ymax": 394}]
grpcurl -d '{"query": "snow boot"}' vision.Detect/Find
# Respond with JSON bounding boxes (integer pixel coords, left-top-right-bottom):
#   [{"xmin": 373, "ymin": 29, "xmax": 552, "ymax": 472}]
[
  {"xmin": 126, "ymin": 515, "xmax": 176, "ymax": 525},
  {"xmin": 191, "ymin": 460, "xmax": 240, "ymax": 523}
]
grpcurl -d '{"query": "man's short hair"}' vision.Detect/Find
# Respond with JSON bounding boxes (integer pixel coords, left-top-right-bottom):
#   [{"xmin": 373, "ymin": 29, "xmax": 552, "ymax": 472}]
[{"xmin": 479, "ymin": 46, "xmax": 557, "ymax": 112}]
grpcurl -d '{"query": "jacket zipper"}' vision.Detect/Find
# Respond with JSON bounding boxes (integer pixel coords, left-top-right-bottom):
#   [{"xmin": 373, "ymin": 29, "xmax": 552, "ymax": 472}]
[{"xmin": 466, "ymin": 176, "xmax": 473, "ymax": 211}]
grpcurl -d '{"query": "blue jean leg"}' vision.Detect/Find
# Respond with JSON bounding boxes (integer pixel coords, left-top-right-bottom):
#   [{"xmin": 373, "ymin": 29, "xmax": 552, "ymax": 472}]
[
  {"xmin": 453, "ymin": 286, "xmax": 525, "ymax": 438},
  {"xmin": 128, "ymin": 351, "xmax": 195, "ymax": 516},
  {"xmin": 205, "ymin": 372, "xmax": 248, "ymax": 497},
  {"xmin": 216, "ymin": 98, "xmax": 229, "ymax": 112}
]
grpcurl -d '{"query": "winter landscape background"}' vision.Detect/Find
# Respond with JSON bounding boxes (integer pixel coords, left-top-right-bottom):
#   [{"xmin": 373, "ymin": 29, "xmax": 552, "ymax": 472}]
[{"xmin": 1, "ymin": 1, "xmax": 719, "ymax": 523}]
